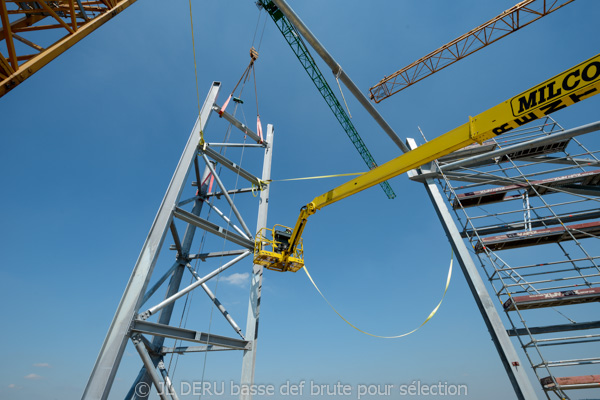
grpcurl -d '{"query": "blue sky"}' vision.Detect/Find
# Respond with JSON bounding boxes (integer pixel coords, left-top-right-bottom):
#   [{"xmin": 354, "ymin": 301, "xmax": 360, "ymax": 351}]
[{"xmin": 1, "ymin": 1, "xmax": 599, "ymax": 399}]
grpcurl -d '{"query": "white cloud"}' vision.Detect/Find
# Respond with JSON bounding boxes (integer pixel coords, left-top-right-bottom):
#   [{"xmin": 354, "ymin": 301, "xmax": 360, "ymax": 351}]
[
  {"xmin": 24, "ymin": 373, "xmax": 42, "ymax": 380},
  {"xmin": 220, "ymin": 272, "xmax": 250, "ymax": 287},
  {"xmin": 33, "ymin": 363, "xmax": 50, "ymax": 368},
  {"xmin": 8, "ymin": 383, "xmax": 19, "ymax": 389}
]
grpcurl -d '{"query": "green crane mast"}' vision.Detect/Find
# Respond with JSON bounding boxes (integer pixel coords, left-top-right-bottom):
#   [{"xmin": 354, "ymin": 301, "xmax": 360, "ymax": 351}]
[{"xmin": 257, "ymin": 0, "xmax": 396, "ymax": 199}]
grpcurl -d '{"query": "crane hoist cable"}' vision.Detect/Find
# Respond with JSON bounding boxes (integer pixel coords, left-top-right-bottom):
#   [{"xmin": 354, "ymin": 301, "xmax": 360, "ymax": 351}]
[
  {"xmin": 219, "ymin": 47, "xmax": 263, "ymax": 142},
  {"xmin": 188, "ymin": 0, "xmax": 203, "ymax": 140}
]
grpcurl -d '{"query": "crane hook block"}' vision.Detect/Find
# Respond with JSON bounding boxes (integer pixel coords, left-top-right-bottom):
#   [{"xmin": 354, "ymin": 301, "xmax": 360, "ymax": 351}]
[
  {"xmin": 254, "ymin": 225, "xmax": 304, "ymax": 272},
  {"xmin": 250, "ymin": 47, "xmax": 259, "ymax": 62}
]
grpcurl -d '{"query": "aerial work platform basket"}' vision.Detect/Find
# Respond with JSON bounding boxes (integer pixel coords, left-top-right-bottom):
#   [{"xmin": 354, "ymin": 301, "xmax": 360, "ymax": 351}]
[{"xmin": 254, "ymin": 225, "xmax": 304, "ymax": 272}]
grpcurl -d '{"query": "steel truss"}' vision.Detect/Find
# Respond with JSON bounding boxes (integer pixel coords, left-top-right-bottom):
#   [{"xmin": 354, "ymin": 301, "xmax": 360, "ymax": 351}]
[
  {"xmin": 0, "ymin": 0, "xmax": 137, "ymax": 98},
  {"xmin": 369, "ymin": 0, "xmax": 576, "ymax": 102},
  {"xmin": 83, "ymin": 82, "xmax": 274, "ymax": 400},
  {"xmin": 410, "ymin": 116, "xmax": 600, "ymax": 399}
]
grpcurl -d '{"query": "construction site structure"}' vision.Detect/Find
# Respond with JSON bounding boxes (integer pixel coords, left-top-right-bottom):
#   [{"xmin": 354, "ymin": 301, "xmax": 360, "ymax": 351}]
[
  {"xmin": 0, "ymin": 0, "xmax": 137, "ymax": 98},
  {"xmin": 257, "ymin": 0, "xmax": 396, "ymax": 198},
  {"xmin": 258, "ymin": 46, "xmax": 600, "ymax": 272},
  {"xmin": 83, "ymin": 82, "xmax": 273, "ymax": 400},
  {"xmin": 369, "ymin": 0, "xmax": 575, "ymax": 102},
  {"xmin": 408, "ymin": 117, "xmax": 600, "ymax": 399},
  {"xmin": 2, "ymin": 1, "xmax": 598, "ymax": 399}
]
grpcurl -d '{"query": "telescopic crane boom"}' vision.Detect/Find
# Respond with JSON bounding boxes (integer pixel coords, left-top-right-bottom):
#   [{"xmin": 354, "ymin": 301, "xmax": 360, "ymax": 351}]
[{"xmin": 254, "ymin": 53, "xmax": 600, "ymax": 272}]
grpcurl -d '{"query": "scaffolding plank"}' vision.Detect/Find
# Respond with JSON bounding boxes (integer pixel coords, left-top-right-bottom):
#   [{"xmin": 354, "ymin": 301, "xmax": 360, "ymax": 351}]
[
  {"xmin": 463, "ymin": 209, "xmax": 600, "ymax": 238},
  {"xmin": 475, "ymin": 221, "xmax": 600, "ymax": 253},
  {"xmin": 498, "ymin": 139, "xmax": 570, "ymax": 163},
  {"xmin": 453, "ymin": 169, "xmax": 600, "ymax": 209},
  {"xmin": 503, "ymin": 287, "xmax": 600, "ymax": 311},
  {"xmin": 541, "ymin": 375, "xmax": 600, "ymax": 390},
  {"xmin": 507, "ymin": 320, "xmax": 600, "ymax": 336},
  {"xmin": 438, "ymin": 139, "xmax": 569, "ymax": 166}
]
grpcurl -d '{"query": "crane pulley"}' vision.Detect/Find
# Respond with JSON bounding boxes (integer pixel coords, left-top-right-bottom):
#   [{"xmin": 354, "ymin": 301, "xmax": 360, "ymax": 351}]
[{"xmin": 253, "ymin": 52, "xmax": 600, "ymax": 272}]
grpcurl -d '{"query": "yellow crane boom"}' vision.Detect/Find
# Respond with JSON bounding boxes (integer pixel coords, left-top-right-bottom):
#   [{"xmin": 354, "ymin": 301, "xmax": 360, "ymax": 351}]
[{"xmin": 255, "ymin": 52, "xmax": 600, "ymax": 272}]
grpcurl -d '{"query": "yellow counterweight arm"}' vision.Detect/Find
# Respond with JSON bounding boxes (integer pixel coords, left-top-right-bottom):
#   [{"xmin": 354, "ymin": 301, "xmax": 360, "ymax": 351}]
[{"xmin": 283, "ymin": 53, "xmax": 600, "ymax": 261}]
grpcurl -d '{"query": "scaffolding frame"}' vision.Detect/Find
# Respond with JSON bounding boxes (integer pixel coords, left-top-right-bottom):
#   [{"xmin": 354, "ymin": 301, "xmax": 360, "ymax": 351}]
[{"xmin": 410, "ymin": 116, "xmax": 600, "ymax": 399}]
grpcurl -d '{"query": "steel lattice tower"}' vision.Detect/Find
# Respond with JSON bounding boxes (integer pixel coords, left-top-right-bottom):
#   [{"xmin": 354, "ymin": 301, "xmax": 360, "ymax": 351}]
[{"xmin": 83, "ymin": 82, "xmax": 274, "ymax": 400}]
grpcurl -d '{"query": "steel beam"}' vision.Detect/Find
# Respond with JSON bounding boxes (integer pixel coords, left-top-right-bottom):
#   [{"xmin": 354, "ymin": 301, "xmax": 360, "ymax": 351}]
[
  {"xmin": 160, "ymin": 344, "xmax": 237, "ymax": 354},
  {"xmin": 240, "ymin": 124, "xmax": 274, "ymax": 398},
  {"xmin": 212, "ymin": 105, "xmax": 265, "ymax": 145},
  {"xmin": 411, "ymin": 121, "xmax": 600, "ymax": 181},
  {"xmin": 188, "ymin": 249, "xmax": 248, "ymax": 260},
  {"xmin": 269, "ymin": 0, "xmax": 408, "ymax": 152},
  {"xmin": 140, "ymin": 262, "xmax": 180, "ymax": 308},
  {"xmin": 130, "ymin": 320, "xmax": 250, "ymax": 350},
  {"xmin": 407, "ymin": 138, "xmax": 538, "ymax": 400},
  {"xmin": 202, "ymin": 198, "xmax": 248, "ymax": 238},
  {"xmin": 200, "ymin": 153, "xmax": 254, "ymax": 237},
  {"xmin": 140, "ymin": 251, "xmax": 252, "ymax": 319},
  {"xmin": 185, "ymin": 263, "xmax": 245, "ymax": 338},
  {"xmin": 157, "ymin": 361, "xmax": 179, "ymax": 400},
  {"xmin": 169, "ymin": 221, "xmax": 183, "ymax": 255},
  {"xmin": 201, "ymin": 145, "xmax": 262, "ymax": 187},
  {"xmin": 208, "ymin": 143, "xmax": 265, "ymax": 148},
  {"xmin": 173, "ymin": 207, "xmax": 254, "ymax": 249},
  {"xmin": 82, "ymin": 82, "xmax": 220, "ymax": 400},
  {"xmin": 131, "ymin": 335, "xmax": 168, "ymax": 400},
  {"xmin": 161, "ymin": 345, "xmax": 235, "ymax": 354},
  {"xmin": 206, "ymin": 187, "xmax": 255, "ymax": 197}
]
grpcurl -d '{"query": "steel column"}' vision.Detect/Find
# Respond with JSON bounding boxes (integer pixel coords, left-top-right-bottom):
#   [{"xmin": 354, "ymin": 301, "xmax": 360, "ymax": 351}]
[
  {"xmin": 407, "ymin": 138, "xmax": 538, "ymax": 400},
  {"xmin": 82, "ymin": 82, "xmax": 221, "ymax": 400},
  {"xmin": 129, "ymin": 166, "xmax": 213, "ymax": 400},
  {"xmin": 131, "ymin": 335, "xmax": 169, "ymax": 400},
  {"xmin": 157, "ymin": 361, "xmax": 179, "ymax": 400},
  {"xmin": 172, "ymin": 208, "xmax": 255, "ymax": 249},
  {"xmin": 240, "ymin": 124, "xmax": 274, "ymax": 399}
]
